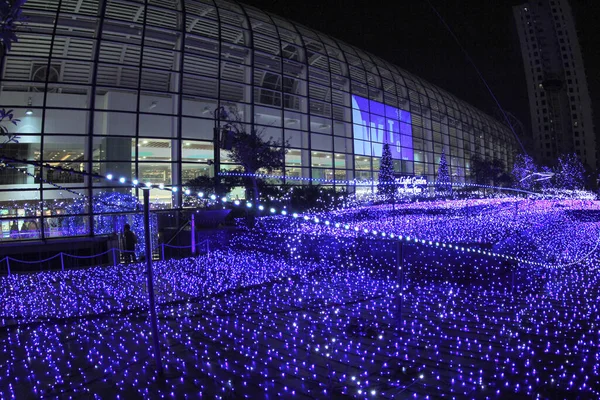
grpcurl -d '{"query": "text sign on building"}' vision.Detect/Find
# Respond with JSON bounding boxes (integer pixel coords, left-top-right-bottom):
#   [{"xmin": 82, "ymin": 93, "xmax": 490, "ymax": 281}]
[
  {"xmin": 394, "ymin": 175, "xmax": 427, "ymax": 186},
  {"xmin": 394, "ymin": 175, "xmax": 427, "ymax": 194},
  {"xmin": 352, "ymin": 95, "xmax": 413, "ymax": 160}
]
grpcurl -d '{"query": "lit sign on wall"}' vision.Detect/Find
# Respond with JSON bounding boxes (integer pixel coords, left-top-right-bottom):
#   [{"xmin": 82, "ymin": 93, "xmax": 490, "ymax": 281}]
[
  {"xmin": 395, "ymin": 174, "xmax": 427, "ymax": 194},
  {"xmin": 352, "ymin": 95, "xmax": 413, "ymax": 160},
  {"xmin": 394, "ymin": 175, "xmax": 427, "ymax": 186}
]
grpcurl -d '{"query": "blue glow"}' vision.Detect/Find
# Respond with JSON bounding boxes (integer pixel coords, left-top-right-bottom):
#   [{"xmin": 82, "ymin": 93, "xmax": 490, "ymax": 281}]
[{"xmin": 352, "ymin": 95, "xmax": 413, "ymax": 160}]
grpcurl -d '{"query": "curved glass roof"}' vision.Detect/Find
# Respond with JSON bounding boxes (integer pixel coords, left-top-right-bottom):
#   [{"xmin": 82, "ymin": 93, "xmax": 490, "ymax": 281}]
[{"xmin": 4, "ymin": 0, "xmax": 516, "ymax": 149}]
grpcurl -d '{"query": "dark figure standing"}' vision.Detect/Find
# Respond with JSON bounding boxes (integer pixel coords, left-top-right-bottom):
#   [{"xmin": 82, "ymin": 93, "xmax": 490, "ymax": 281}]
[
  {"xmin": 123, "ymin": 223, "xmax": 137, "ymax": 263},
  {"xmin": 9, "ymin": 221, "xmax": 19, "ymax": 239}
]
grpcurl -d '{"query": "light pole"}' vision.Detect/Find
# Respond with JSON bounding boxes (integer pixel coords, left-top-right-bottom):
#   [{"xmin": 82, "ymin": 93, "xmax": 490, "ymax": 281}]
[
  {"xmin": 213, "ymin": 106, "xmax": 227, "ymax": 196},
  {"xmin": 396, "ymin": 240, "xmax": 404, "ymax": 331},
  {"xmin": 143, "ymin": 188, "xmax": 163, "ymax": 376}
]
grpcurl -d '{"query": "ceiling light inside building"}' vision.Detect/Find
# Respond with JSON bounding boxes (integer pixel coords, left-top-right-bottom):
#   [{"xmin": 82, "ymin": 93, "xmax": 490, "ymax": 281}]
[{"xmin": 25, "ymin": 97, "xmax": 33, "ymax": 115}]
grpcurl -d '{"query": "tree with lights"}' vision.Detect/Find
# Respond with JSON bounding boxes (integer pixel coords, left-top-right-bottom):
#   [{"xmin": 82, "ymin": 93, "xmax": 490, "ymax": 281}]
[
  {"xmin": 64, "ymin": 191, "xmax": 157, "ymax": 260},
  {"xmin": 470, "ymin": 154, "xmax": 511, "ymax": 192},
  {"xmin": 377, "ymin": 142, "xmax": 395, "ymax": 201},
  {"xmin": 555, "ymin": 153, "xmax": 586, "ymax": 190},
  {"xmin": 221, "ymin": 108, "xmax": 287, "ymax": 203},
  {"xmin": 538, "ymin": 165, "xmax": 555, "ymax": 191},
  {"xmin": 185, "ymin": 172, "xmax": 243, "ymax": 206},
  {"xmin": 511, "ymin": 153, "xmax": 538, "ymax": 191},
  {"xmin": 436, "ymin": 150, "xmax": 452, "ymax": 195},
  {"xmin": 490, "ymin": 159, "xmax": 512, "ymax": 188},
  {"xmin": 470, "ymin": 154, "xmax": 489, "ymax": 186}
]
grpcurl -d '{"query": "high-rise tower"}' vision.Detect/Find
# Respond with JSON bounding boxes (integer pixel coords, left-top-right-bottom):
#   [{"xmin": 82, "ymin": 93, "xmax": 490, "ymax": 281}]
[{"xmin": 513, "ymin": 0, "xmax": 595, "ymax": 168}]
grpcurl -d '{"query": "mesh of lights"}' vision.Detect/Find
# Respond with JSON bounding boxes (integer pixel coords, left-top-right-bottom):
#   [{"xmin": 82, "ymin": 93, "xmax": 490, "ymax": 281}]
[
  {"xmin": 2, "ymin": 158, "xmax": 598, "ymax": 269},
  {"xmin": 1, "ymin": 202, "xmax": 599, "ymax": 397},
  {"xmin": 177, "ymin": 195, "xmax": 600, "ymax": 270},
  {"xmin": 287, "ymin": 209, "xmax": 600, "ymax": 269},
  {"xmin": 277, "ymin": 198, "xmax": 600, "ymax": 269},
  {"xmin": 1, "ymin": 241, "xmax": 598, "ymax": 398}
]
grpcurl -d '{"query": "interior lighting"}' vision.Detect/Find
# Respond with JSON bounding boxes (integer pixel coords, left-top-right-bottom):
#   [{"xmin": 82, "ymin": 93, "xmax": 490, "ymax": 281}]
[{"xmin": 25, "ymin": 97, "xmax": 33, "ymax": 115}]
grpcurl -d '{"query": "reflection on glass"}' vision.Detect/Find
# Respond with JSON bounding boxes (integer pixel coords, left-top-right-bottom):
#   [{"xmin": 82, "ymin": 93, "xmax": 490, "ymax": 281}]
[{"xmin": 0, "ymin": 218, "xmax": 41, "ymax": 240}]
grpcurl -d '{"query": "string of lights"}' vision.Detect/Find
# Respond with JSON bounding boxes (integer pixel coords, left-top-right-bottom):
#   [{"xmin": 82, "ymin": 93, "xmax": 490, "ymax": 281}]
[
  {"xmin": 2, "ymin": 156, "xmax": 598, "ymax": 269},
  {"xmin": 0, "ymin": 159, "xmax": 88, "ymax": 200},
  {"xmin": 0, "ymin": 155, "xmax": 569, "ymax": 201},
  {"xmin": 217, "ymin": 171, "xmax": 543, "ymax": 196}
]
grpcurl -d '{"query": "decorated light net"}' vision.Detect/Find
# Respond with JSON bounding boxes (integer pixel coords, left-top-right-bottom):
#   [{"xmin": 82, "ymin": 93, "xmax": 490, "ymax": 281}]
[{"xmin": 62, "ymin": 191, "xmax": 158, "ymax": 259}]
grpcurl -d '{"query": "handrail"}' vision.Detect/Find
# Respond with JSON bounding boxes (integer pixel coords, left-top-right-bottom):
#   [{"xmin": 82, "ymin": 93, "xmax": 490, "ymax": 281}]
[
  {"xmin": 0, "ymin": 240, "xmax": 211, "ymax": 276},
  {"xmin": 165, "ymin": 219, "xmax": 191, "ymax": 247},
  {"xmin": 164, "ymin": 243, "xmax": 192, "ymax": 249},
  {"xmin": 162, "ymin": 239, "xmax": 209, "ymax": 250},
  {"xmin": 63, "ymin": 248, "xmax": 116, "ymax": 259},
  {"xmin": 6, "ymin": 253, "xmax": 62, "ymax": 264}
]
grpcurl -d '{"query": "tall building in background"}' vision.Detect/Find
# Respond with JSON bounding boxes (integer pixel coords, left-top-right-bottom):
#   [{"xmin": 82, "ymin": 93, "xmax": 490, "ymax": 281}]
[{"xmin": 513, "ymin": 0, "xmax": 596, "ymax": 169}]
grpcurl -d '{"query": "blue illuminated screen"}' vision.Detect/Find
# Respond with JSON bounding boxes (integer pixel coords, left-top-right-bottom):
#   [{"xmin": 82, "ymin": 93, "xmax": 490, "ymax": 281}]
[{"xmin": 352, "ymin": 95, "xmax": 413, "ymax": 161}]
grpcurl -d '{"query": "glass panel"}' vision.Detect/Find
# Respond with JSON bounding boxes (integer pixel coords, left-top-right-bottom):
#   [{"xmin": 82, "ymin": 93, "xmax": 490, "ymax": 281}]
[
  {"xmin": 92, "ymin": 162, "xmax": 134, "ymax": 184},
  {"xmin": 285, "ymin": 167, "xmax": 309, "ymax": 181},
  {"xmin": 284, "ymin": 130, "xmax": 308, "ymax": 149},
  {"xmin": 46, "ymin": 87, "xmax": 91, "ymax": 109},
  {"xmin": 138, "ymin": 163, "xmax": 172, "ymax": 185},
  {"xmin": 354, "ymin": 156, "xmax": 371, "ymax": 170},
  {"xmin": 93, "ymin": 137, "xmax": 134, "ymax": 161},
  {"xmin": 182, "ymin": 117, "xmax": 214, "ymax": 140},
  {"xmin": 334, "ymin": 153, "xmax": 346, "ymax": 169},
  {"xmin": 311, "ymin": 151, "xmax": 333, "ymax": 168},
  {"xmin": 0, "ymin": 140, "xmax": 40, "ymax": 186},
  {"xmin": 0, "ymin": 217, "xmax": 42, "ymax": 240},
  {"xmin": 95, "ymin": 88, "xmax": 138, "ymax": 111},
  {"xmin": 42, "ymin": 136, "xmax": 87, "ymax": 183},
  {"xmin": 311, "ymin": 168, "xmax": 334, "ymax": 181},
  {"xmin": 137, "ymin": 139, "xmax": 172, "ymax": 161},
  {"xmin": 94, "ymin": 111, "xmax": 137, "ymax": 135},
  {"xmin": 310, "ymin": 133, "xmax": 332, "ymax": 151},
  {"xmin": 97, "ymin": 64, "xmax": 140, "ymax": 89},
  {"xmin": 138, "ymin": 113, "xmax": 178, "ymax": 138},
  {"xmin": 45, "ymin": 215, "xmax": 91, "ymax": 239},
  {"xmin": 310, "ymin": 116, "xmax": 332, "ymax": 134},
  {"xmin": 254, "ymin": 106, "xmax": 281, "ymax": 127},
  {"xmin": 182, "ymin": 163, "xmax": 211, "ymax": 183},
  {"xmin": 140, "ymin": 92, "xmax": 178, "ymax": 115},
  {"xmin": 44, "ymin": 109, "xmax": 88, "ymax": 134},
  {"xmin": 182, "ymin": 141, "xmax": 213, "ymax": 162},
  {"xmin": 285, "ymin": 149, "xmax": 302, "ymax": 166}
]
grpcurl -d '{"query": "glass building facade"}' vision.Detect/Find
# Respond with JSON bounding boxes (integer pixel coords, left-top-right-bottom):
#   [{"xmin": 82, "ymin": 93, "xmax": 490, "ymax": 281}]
[{"xmin": 0, "ymin": 0, "xmax": 518, "ymax": 240}]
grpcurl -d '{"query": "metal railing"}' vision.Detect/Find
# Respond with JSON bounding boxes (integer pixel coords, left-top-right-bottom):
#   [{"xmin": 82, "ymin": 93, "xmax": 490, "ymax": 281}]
[{"xmin": 0, "ymin": 239, "xmax": 211, "ymax": 275}]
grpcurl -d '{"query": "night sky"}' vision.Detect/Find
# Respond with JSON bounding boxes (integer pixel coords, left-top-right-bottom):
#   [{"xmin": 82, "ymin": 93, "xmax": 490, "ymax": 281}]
[{"xmin": 243, "ymin": 0, "xmax": 600, "ymax": 144}]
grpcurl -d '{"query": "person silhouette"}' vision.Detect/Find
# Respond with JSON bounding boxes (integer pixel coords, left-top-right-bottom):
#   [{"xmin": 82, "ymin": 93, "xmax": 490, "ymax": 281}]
[
  {"xmin": 123, "ymin": 223, "xmax": 137, "ymax": 263},
  {"xmin": 10, "ymin": 221, "xmax": 19, "ymax": 239}
]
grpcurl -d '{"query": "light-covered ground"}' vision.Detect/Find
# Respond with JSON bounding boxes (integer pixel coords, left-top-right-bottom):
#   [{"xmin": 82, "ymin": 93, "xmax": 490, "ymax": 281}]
[
  {"xmin": 1, "ymin": 256, "xmax": 598, "ymax": 399},
  {"xmin": 283, "ymin": 198, "xmax": 600, "ymax": 267},
  {"xmin": 1, "ymin": 198, "xmax": 599, "ymax": 399}
]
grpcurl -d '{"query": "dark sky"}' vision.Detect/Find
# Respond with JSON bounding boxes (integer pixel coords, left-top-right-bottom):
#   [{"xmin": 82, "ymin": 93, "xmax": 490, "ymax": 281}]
[{"xmin": 243, "ymin": 0, "xmax": 600, "ymax": 141}]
